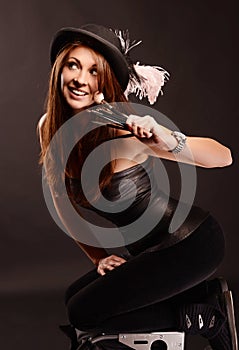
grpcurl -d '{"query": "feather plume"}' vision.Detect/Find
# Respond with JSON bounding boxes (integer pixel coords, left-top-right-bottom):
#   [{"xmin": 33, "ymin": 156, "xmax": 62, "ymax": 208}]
[
  {"xmin": 113, "ymin": 29, "xmax": 142, "ymax": 54},
  {"xmin": 125, "ymin": 62, "xmax": 170, "ymax": 105},
  {"xmin": 113, "ymin": 28, "xmax": 170, "ymax": 105}
]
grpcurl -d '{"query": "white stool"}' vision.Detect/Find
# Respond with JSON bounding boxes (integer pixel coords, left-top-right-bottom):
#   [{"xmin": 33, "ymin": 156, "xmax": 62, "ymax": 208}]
[{"xmin": 88, "ymin": 331, "xmax": 185, "ymax": 350}]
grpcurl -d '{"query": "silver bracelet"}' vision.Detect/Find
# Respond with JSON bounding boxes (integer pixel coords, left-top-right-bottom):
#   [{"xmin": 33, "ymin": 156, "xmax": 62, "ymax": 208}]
[{"xmin": 169, "ymin": 131, "xmax": 187, "ymax": 154}]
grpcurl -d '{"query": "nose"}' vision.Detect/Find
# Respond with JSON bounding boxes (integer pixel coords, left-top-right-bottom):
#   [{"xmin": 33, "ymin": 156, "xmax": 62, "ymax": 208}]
[{"xmin": 73, "ymin": 70, "xmax": 88, "ymax": 85}]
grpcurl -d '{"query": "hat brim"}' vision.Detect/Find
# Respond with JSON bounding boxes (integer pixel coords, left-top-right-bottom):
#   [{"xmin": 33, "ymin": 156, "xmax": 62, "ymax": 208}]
[{"xmin": 50, "ymin": 27, "xmax": 129, "ymax": 91}]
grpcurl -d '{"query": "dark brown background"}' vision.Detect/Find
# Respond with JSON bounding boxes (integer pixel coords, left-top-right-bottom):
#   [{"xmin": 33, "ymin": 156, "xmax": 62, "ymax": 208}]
[{"xmin": 0, "ymin": 0, "xmax": 238, "ymax": 349}]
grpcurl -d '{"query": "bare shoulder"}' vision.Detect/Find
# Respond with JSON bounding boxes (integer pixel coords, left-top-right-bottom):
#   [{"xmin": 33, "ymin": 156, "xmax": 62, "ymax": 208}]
[
  {"xmin": 37, "ymin": 114, "xmax": 47, "ymax": 148},
  {"xmin": 38, "ymin": 113, "xmax": 47, "ymax": 130}
]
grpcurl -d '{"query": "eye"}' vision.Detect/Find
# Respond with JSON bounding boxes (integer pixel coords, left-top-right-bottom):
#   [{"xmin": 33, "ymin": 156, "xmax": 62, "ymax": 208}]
[
  {"xmin": 67, "ymin": 61, "xmax": 78, "ymax": 70},
  {"xmin": 90, "ymin": 67, "xmax": 98, "ymax": 76}
]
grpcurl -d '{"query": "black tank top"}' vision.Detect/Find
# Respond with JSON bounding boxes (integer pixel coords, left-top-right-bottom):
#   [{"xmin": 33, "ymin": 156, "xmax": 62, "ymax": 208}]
[{"xmin": 67, "ymin": 156, "xmax": 209, "ymax": 256}]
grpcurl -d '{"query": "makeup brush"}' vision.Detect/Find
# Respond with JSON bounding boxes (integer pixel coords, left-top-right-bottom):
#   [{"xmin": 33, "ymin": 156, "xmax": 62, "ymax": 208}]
[
  {"xmin": 92, "ymin": 92, "xmax": 129, "ymax": 128},
  {"xmin": 94, "ymin": 92, "xmax": 128, "ymax": 118}
]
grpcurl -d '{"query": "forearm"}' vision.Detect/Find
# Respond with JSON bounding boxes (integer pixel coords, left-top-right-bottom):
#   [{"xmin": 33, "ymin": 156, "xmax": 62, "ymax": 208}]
[
  {"xmin": 75, "ymin": 241, "xmax": 108, "ymax": 266},
  {"xmin": 50, "ymin": 191, "xmax": 108, "ymax": 264},
  {"xmin": 151, "ymin": 135, "xmax": 233, "ymax": 168},
  {"xmin": 126, "ymin": 115, "xmax": 233, "ymax": 168}
]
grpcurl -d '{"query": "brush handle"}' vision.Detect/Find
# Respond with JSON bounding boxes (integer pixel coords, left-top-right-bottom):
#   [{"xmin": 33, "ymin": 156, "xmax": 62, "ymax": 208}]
[
  {"xmin": 102, "ymin": 100, "xmax": 129, "ymax": 120},
  {"xmin": 91, "ymin": 105, "xmax": 128, "ymax": 128}
]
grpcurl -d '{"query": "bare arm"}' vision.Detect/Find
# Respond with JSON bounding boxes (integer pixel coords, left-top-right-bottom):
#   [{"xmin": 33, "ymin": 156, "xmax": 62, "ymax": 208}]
[
  {"xmin": 148, "ymin": 136, "xmax": 232, "ymax": 168},
  {"xmin": 126, "ymin": 115, "xmax": 233, "ymax": 168},
  {"xmin": 75, "ymin": 240, "xmax": 108, "ymax": 266},
  {"xmin": 38, "ymin": 116, "xmax": 108, "ymax": 266},
  {"xmin": 46, "ymin": 189, "xmax": 126, "ymax": 275}
]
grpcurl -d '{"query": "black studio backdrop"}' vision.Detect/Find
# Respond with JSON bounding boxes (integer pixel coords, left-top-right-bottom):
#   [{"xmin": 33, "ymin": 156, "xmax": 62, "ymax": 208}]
[{"xmin": 0, "ymin": 1, "xmax": 238, "ymax": 349}]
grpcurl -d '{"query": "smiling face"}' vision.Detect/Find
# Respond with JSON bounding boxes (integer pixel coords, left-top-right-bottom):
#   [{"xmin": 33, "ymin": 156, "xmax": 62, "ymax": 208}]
[{"xmin": 61, "ymin": 45, "xmax": 99, "ymax": 114}]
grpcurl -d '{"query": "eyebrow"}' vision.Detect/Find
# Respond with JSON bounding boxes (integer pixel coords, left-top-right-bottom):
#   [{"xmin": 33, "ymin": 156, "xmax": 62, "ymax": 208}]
[{"xmin": 68, "ymin": 56, "xmax": 97, "ymax": 68}]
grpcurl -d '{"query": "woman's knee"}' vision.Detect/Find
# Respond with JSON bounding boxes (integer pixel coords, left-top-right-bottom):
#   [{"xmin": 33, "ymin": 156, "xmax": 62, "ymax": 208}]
[
  {"xmin": 66, "ymin": 295, "xmax": 100, "ymax": 331},
  {"xmin": 64, "ymin": 269, "xmax": 99, "ymax": 304}
]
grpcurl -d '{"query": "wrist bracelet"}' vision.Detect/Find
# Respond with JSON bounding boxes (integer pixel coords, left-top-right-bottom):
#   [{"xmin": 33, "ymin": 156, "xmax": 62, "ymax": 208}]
[{"xmin": 169, "ymin": 131, "xmax": 187, "ymax": 154}]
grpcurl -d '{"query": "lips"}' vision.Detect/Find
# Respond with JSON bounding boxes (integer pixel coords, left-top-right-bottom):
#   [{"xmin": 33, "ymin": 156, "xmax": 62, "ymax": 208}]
[{"xmin": 68, "ymin": 87, "xmax": 89, "ymax": 97}]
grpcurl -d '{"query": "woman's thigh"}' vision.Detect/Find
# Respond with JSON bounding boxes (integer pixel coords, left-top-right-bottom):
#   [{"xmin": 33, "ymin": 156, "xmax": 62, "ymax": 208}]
[
  {"xmin": 67, "ymin": 215, "xmax": 225, "ymax": 329},
  {"xmin": 65, "ymin": 268, "xmax": 99, "ymax": 304}
]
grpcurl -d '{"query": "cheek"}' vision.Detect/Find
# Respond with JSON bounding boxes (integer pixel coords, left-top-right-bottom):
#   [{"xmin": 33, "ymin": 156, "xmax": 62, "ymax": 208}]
[
  {"xmin": 60, "ymin": 73, "xmax": 64, "ymax": 91},
  {"xmin": 61, "ymin": 68, "xmax": 72, "ymax": 88},
  {"xmin": 60, "ymin": 72, "xmax": 70, "ymax": 101},
  {"xmin": 91, "ymin": 78, "xmax": 99, "ymax": 92}
]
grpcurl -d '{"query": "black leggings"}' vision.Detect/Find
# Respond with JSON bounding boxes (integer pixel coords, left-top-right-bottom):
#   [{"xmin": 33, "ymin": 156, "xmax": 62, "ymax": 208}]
[{"xmin": 65, "ymin": 215, "xmax": 225, "ymax": 333}]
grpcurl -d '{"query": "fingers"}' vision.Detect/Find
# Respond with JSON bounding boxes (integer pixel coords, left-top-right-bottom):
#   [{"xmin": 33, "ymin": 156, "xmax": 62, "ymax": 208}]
[
  {"xmin": 97, "ymin": 255, "xmax": 127, "ymax": 276},
  {"xmin": 129, "ymin": 123, "xmax": 152, "ymax": 138},
  {"xmin": 126, "ymin": 114, "xmax": 154, "ymax": 138}
]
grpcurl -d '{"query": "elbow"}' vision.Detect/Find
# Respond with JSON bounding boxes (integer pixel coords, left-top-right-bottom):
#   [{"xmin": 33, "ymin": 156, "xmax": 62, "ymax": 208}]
[
  {"xmin": 218, "ymin": 152, "xmax": 233, "ymax": 167},
  {"xmin": 202, "ymin": 147, "xmax": 233, "ymax": 168}
]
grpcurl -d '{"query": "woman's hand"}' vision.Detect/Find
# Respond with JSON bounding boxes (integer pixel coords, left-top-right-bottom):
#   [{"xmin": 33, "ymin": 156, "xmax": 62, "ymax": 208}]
[
  {"xmin": 97, "ymin": 255, "xmax": 127, "ymax": 276},
  {"xmin": 126, "ymin": 114, "xmax": 177, "ymax": 151}
]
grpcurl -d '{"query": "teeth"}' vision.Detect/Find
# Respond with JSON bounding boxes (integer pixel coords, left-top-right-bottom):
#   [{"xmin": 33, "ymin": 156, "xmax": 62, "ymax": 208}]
[{"xmin": 72, "ymin": 89, "xmax": 87, "ymax": 96}]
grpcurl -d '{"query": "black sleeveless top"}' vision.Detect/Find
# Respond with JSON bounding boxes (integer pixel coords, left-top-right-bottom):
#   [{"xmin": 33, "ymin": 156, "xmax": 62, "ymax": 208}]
[{"xmin": 67, "ymin": 156, "xmax": 209, "ymax": 256}]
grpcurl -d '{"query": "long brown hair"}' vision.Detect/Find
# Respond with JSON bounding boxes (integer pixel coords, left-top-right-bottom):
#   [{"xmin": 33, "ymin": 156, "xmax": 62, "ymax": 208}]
[{"xmin": 38, "ymin": 42, "xmax": 128, "ymax": 205}]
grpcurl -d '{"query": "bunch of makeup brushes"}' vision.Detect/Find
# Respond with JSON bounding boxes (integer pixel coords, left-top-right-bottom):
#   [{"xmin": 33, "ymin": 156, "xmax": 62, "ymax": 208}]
[{"xmin": 91, "ymin": 92, "xmax": 128, "ymax": 129}]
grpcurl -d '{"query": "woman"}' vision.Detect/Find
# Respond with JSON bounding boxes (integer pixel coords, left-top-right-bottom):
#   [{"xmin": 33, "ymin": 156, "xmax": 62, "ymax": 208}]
[{"xmin": 38, "ymin": 24, "xmax": 237, "ymax": 350}]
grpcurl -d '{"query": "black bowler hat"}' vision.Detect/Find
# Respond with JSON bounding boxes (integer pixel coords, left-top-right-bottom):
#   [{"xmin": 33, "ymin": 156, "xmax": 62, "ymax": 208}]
[{"xmin": 50, "ymin": 24, "xmax": 130, "ymax": 91}]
